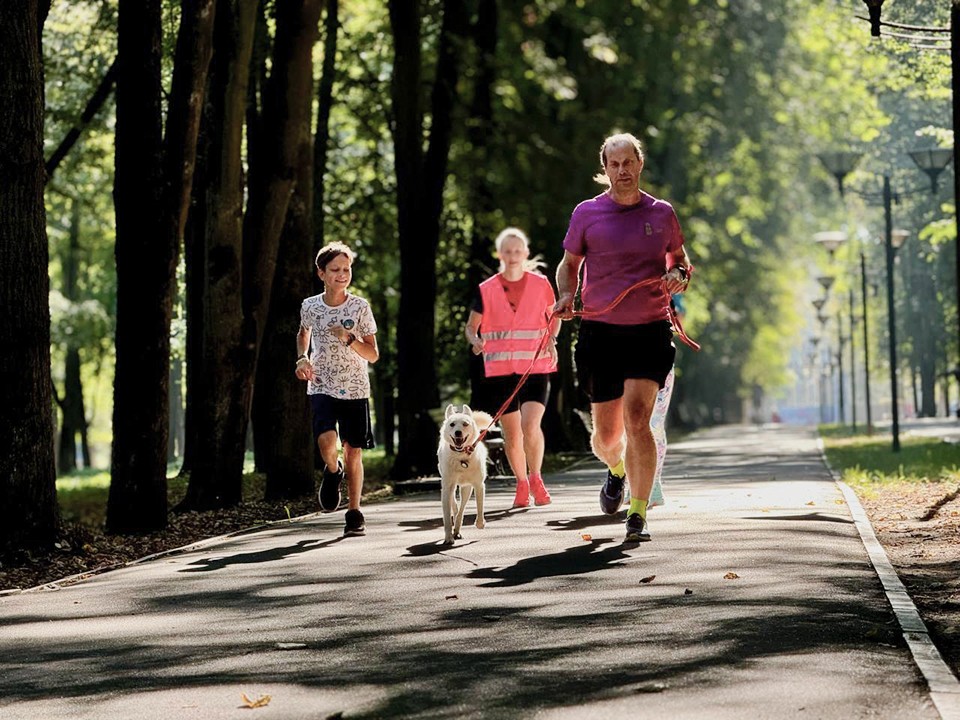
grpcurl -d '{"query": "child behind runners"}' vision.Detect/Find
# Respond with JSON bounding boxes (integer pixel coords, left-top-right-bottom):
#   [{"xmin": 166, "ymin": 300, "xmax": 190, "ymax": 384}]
[{"xmin": 295, "ymin": 242, "xmax": 379, "ymax": 536}]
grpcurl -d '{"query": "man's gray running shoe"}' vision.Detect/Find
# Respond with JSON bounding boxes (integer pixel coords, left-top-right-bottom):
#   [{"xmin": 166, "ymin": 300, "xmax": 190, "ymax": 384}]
[
  {"xmin": 599, "ymin": 470, "xmax": 625, "ymax": 514},
  {"xmin": 624, "ymin": 513, "xmax": 651, "ymax": 542}
]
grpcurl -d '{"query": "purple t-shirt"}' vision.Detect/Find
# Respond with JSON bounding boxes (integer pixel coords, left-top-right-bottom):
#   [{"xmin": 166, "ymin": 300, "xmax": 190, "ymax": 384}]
[{"xmin": 562, "ymin": 191, "xmax": 684, "ymax": 325}]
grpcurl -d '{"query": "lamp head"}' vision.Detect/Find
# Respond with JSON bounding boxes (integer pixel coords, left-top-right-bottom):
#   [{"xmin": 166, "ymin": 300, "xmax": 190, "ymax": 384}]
[
  {"xmin": 908, "ymin": 148, "xmax": 953, "ymax": 194},
  {"xmin": 813, "ymin": 230, "xmax": 847, "ymax": 257},
  {"xmin": 816, "ymin": 152, "xmax": 863, "ymax": 196},
  {"xmin": 817, "ymin": 275, "xmax": 835, "ymax": 293},
  {"xmin": 861, "ymin": 0, "xmax": 884, "ymax": 37},
  {"xmin": 891, "ymin": 228, "xmax": 909, "ymax": 250},
  {"xmin": 812, "ymin": 298, "xmax": 826, "ymax": 312}
]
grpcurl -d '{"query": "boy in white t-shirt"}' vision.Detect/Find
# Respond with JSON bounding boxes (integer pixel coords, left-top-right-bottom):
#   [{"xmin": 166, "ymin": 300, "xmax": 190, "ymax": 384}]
[{"xmin": 295, "ymin": 242, "xmax": 379, "ymax": 536}]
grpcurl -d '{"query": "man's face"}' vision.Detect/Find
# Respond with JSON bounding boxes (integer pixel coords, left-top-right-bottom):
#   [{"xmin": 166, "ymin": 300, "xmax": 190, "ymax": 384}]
[{"xmin": 603, "ymin": 144, "xmax": 643, "ymax": 191}]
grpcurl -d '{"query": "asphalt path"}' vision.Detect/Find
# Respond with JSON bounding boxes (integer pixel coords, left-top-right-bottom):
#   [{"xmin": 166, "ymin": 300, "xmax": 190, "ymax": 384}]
[{"xmin": 0, "ymin": 425, "xmax": 941, "ymax": 719}]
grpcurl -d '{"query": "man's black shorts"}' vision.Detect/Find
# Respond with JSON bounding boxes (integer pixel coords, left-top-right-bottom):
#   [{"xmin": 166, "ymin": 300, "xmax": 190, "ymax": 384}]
[
  {"xmin": 575, "ymin": 320, "xmax": 675, "ymax": 403},
  {"xmin": 472, "ymin": 372, "xmax": 551, "ymax": 416},
  {"xmin": 309, "ymin": 393, "xmax": 375, "ymax": 449}
]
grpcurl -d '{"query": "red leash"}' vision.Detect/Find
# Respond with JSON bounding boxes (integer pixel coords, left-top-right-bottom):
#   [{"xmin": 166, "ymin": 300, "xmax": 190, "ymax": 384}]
[{"xmin": 465, "ymin": 274, "xmax": 699, "ymax": 454}]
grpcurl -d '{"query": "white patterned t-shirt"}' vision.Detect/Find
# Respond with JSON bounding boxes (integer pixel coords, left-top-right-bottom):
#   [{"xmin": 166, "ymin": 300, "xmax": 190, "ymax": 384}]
[{"xmin": 300, "ymin": 293, "xmax": 377, "ymax": 399}]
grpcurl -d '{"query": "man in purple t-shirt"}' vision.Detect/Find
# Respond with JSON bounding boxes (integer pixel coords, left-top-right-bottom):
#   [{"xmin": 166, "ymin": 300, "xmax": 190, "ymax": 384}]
[{"xmin": 554, "ymin": 133, "xmax": 691, "ymax": 543}]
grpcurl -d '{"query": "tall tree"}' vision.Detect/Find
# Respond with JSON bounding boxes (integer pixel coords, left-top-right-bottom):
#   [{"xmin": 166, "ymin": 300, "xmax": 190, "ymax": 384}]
[
  {"xmin": 0, "ymin": 0, "xmax": 60, "ymax": 554},
  {"xmin": 388, "ymin": 0, "xmax": 469, "ymax": 477},
  {"xmin": 182, "ymin": 0, "xmax": 322, "ymax": 510},
  {"xmin": 107, "ymin": 0, "xmax": 216, "ymax": 532},
  {"xmin": 256, "ymin": 0, "xmax": 339, "ymax": 498}
]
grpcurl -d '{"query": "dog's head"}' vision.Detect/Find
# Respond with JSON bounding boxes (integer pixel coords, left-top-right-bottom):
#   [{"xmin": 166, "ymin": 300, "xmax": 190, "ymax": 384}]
[{"xmin": 442, "ymin": 403, "xmax": 479, "ymax": 451}]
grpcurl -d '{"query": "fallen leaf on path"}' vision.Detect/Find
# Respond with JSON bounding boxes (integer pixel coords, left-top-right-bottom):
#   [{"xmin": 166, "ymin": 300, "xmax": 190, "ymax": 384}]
[
  {"xmin": 581, "ymin": 533, "xmax": 592, "ymax": 541},
  {"xmin": 835, "ymin": 499, "xmax": 846, "ymax": 505},
  {"xmin": 445, "ymin": 594, "xmax": 458, "ymax": 600},
  {"xmin": 240, "ymin": 693, "xmax": 272, "ymax": 709},
  {"xmin": 723, "ymin": 572, "xmax": 740, "ymax": 580},
  {"xmin": 639, "ymin": 575, "xmax": 656, "ymax": 584},
  {"xmin": 805, "ymin": 501, "xmax": 816, "ymax": 506},
  {"xmin": 684, "ymin": 588, "xmax": 693, "ymax": 595}
]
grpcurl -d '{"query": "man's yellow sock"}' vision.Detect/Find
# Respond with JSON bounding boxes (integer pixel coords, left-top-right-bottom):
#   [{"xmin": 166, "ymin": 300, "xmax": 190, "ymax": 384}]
[
  {"xmin": 628, "ymin": 498, "xmax": 648, "ymax": 520},
  {"xmin": 609, "ymin": 459, "xmax": 625, "ymax": 478}
]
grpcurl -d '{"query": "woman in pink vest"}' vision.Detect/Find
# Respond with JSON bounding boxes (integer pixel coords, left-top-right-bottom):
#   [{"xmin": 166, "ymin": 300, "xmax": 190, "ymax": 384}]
[{"xmin": 465, "ymin": 228, "xmax": 561, "ymax": 508}]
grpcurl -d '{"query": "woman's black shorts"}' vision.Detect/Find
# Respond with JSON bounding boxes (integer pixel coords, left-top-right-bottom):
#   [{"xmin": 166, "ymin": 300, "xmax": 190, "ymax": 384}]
[
  {"xmin": 575, "ymin": 320, "xmax": 675, "ymax": 403},
  {"xmin": 472, "ymin": 372, "xmax": 552, "ymax": 416}
]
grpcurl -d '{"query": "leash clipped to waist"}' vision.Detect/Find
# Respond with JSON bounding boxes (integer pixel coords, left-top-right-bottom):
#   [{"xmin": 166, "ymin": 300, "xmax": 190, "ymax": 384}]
[{"xmin": 464, "ymin": 273, "xmax": 699, "ymax": 455}]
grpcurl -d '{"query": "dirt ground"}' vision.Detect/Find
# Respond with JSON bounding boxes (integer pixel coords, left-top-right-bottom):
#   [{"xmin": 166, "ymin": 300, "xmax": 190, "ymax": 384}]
[{"xmin": 857, "ymin": 482, "xmax": 960, "ymax": 677}]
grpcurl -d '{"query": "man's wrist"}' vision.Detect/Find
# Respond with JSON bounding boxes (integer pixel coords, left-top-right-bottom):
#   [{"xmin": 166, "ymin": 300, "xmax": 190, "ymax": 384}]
[{"xmin": 345, "ymin": 333, "xmax": 357, "ymax": 347}]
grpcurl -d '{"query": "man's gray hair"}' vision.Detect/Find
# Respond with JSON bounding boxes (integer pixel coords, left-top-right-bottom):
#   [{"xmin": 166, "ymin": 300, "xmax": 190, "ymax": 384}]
[{"xmin": 593, "ymin": 133, "xmax": 644, "ymax": 186}]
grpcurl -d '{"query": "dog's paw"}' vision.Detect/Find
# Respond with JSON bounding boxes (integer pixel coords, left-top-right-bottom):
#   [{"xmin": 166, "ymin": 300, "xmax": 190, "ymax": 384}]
[
  {"xmin": 475, "ymin": 518, "xmax": 485, "ymax": 529},
  {"xmin": 442, "ymin": 536, "xmax": 455, "ymax": 546}
]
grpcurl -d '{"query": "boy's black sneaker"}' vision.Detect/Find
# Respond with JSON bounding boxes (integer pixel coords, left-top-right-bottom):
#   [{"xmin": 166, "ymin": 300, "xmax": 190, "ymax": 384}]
[
  {"xmin": 624, "ymin": 513, "xmax": 651, "ymax": 543},
  {"xmin": 318, "ymin": 461, "xmax": 343, "ymax": 513},
  {"xmin": 344, "ymin": 509, "xmax": 366, "ymax": 537},
  {"xmin": 599, "ymin": 471, "xmax": 625, "ymax": 514}
]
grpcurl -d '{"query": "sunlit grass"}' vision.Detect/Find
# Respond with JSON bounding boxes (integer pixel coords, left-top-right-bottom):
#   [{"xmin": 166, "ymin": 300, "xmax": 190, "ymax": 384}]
[{"xmin": 821, "ymin": 429, "xmax": 960, "ymax": 499}]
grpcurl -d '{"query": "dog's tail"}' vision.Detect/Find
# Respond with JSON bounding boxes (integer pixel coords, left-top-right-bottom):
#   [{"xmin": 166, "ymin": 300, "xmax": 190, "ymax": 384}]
[{"xmin": 472, "ymin": 409, "xmax": 495, "ymax": 432}]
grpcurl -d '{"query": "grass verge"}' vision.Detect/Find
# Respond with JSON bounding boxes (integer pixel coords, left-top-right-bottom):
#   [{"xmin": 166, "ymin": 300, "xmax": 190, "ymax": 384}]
[{"xmin": 819, "ymin": 426, "xmax": 960, "ymax": 498}]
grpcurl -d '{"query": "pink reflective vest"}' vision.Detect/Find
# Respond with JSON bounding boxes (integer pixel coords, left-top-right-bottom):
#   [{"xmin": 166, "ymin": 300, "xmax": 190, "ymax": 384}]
[{"xmin": 478, "ymin": 272, "xmax": 558, "ymax": 377}]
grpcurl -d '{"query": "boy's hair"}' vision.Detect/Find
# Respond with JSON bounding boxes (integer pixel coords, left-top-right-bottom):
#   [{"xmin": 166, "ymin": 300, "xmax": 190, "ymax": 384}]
[{"xmin": 315, "ymin": 242, "xmax": 356, "ymax": 272}]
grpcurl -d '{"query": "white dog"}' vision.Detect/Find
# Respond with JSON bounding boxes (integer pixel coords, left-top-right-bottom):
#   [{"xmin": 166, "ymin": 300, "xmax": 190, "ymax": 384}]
[{"xmin": 437, "ymin": 404, "xmax": 493, "ymax": 545}]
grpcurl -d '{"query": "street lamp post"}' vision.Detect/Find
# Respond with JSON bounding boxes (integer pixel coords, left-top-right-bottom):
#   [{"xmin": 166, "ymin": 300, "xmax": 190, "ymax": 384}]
[
  {"xmin": 849, "ymin": 288, "xmax": 857, "ymax": 431},
  {"xmin": 881, "ymin": 176, "xmax": 902, "ymax": 451},
  {"xmin": 860, "ymin": 252, "xmax": 873, "ymax": 432}
]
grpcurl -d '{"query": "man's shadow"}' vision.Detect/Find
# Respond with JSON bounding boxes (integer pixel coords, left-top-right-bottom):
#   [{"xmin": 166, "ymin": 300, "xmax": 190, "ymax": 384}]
[{"xmin": 467, "ymin": 538, "xmax": 639, "ymax": 587}]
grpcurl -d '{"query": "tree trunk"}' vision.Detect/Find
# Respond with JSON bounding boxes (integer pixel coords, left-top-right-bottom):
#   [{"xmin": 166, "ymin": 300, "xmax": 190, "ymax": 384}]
[
  {"xmin": 183, "ymin": 0, "xmax": 320, "ymax": 509},
  {"xmin": 312, "ymin": 0, "xmax": 338, "ymax": 249},
  {"xmin": 58, "ymin": 199, "xmax": 89, "ymax": 473},
  {"xmin": 180, "ymin": 0, "xmax": 259, "ymax": 510},
  {"xmin": 108, "ymin": 0, "xmax": 216, "ymax": 532},
  {"xmin": 0, "ymin": 0, "xmax": 60, "ymax": 555},
  {"xmin": 168, "ymin": 355, "xmax": 185, "ymax": 463},
  {"xmin": 388, "ymin": 0, "xmax": 467, "ymax": 478},
  {"xmin": 256, "ymin": 116, "xmax": 315, "ymax": 499}
]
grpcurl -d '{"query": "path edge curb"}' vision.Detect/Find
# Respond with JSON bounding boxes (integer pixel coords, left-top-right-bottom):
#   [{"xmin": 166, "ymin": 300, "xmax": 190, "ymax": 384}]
[{"xmin": 817, "ymin": 436, "xmax": 960, "ymax": 720}]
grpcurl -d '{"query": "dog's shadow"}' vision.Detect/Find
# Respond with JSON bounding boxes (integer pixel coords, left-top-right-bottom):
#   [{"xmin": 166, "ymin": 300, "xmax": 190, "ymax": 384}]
[{"xmin": 397, "ymin": 507, "xmax": 526, "ymax": 533}]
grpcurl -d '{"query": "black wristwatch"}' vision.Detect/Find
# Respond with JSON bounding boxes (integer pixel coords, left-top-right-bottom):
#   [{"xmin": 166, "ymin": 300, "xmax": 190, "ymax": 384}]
[{"xmin": 345, "ymin": 334, "xmax": 357, "ymax": 347}]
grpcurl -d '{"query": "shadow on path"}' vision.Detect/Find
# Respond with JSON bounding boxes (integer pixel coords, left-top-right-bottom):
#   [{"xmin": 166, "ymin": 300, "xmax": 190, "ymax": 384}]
[
  {"xmin": 179, "ymin": 537, "xmax": 345, "ymax": 572},
  {"xmin": 397, "ymin": 507, "xmax": 524, "ymax": 532},
  {"xmin": 467, "ymin": 538, "xmax": 643, "ymax": 587}
]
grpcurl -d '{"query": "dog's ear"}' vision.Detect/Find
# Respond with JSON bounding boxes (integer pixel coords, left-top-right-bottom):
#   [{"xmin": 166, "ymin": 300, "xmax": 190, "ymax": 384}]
[
  {"xmin": 462, "ymin": 404, "xmax": 471, "ymax": 416},
  {"xmin": 444, "ymin": 404, "xmax": 455, "ymax": 419}
]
